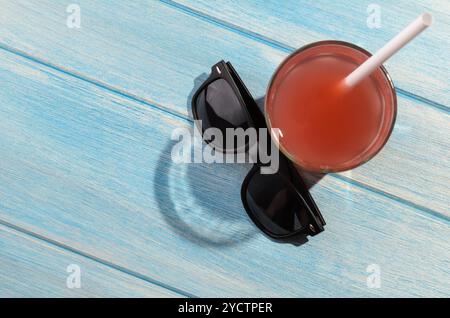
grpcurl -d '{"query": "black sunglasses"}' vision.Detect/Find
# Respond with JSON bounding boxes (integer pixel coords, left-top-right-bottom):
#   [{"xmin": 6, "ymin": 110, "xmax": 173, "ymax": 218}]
[{"xmin": 192, "ymin": 61, "xmax": 325, "ymax": 240}]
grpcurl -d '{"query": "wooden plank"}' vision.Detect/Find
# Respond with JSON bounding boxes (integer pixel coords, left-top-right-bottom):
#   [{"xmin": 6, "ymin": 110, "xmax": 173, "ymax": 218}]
[
  {"xmin": 0, "ymin": 49, "xmax": 449, "ymax": 297},
  {"xmin": 172, "ymin": 0, "xmax": 450, "ymax": 108},
  {"xmin": 0, "ymin": 223, "xmax": 182, "ymax": 297},
  {"xmin": 0, "ymin": 0, "xmax": 448, "ymax": 216}
]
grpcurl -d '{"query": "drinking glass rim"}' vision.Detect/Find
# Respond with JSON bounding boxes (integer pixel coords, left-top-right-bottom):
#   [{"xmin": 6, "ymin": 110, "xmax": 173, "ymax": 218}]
[{"xmin": 264, "ymin": 40, "xmax": 398, "ymax": 173}]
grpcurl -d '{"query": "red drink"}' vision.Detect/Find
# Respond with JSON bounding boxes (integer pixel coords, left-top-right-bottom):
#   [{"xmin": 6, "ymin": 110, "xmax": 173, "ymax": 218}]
[{"xmin": 266, "ymin": 41, "xmax": 397, "ymax": 172}]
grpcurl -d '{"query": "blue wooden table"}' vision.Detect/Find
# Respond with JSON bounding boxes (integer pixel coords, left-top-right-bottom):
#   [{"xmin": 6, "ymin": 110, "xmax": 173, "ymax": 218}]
[{"xmin": 0, "ymin": 0, "xmax": 449, "ymax": 297}]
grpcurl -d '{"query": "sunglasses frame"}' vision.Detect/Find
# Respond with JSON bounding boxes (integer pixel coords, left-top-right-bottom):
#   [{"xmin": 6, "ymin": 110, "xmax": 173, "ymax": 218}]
[
  {"xmin": 241, "ymin": 160, "xmax": 325, "ymax": 239},
  {"xmin": 191, "ymin": 61, "xmax": 262, "ymax": 154},
  {"xmin": 192, "ymin": 60, "xmax": 326, "ymax": 240}
]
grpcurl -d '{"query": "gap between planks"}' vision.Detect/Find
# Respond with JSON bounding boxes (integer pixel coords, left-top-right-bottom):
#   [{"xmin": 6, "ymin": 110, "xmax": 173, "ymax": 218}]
[
  {"xmin": 159, "ymin": 0, "xmax": 450, "ymax": 114},
  {"xmin": 0, "ymin": 216, "xmax": 196, "ymax": 298}
]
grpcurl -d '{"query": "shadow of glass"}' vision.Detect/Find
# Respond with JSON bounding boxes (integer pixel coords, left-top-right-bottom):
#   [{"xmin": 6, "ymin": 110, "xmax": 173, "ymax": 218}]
[{"xmin": 154, "ymin": 140, "xmax": 258, "ymax": 248}]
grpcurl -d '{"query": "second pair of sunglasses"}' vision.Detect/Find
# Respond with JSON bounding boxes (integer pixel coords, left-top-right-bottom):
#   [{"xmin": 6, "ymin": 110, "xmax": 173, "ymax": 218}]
[{"xmin": 192, "ymin": 61, "xmax": 325, "ymax": 241}]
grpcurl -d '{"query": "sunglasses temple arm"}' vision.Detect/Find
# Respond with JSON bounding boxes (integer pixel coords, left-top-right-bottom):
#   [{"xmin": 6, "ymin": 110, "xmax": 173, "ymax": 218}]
[
  {"xmin": 295, "ymin": 187, "xmax": 326, "ymax": 233},
  {"xmin": 287, "ymin": 164, "xmax": 326, "ymax": 226},
  {"xmin": 278, "ymin": 171, "xmax": 326, "ymax": 232},
  {"xmin": 226, "ymin": 62, "xmax": 267, "ymax": 129}
]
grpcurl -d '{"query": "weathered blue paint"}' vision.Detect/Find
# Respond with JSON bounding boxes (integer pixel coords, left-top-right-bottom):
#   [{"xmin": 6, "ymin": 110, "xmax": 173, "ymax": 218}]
[{"xmin": 0, "ymin": 0, "xmax": 449, "ymax": 297}]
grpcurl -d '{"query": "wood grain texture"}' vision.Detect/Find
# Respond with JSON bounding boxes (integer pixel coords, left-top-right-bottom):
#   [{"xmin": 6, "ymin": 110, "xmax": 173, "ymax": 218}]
[
  {"xmin": 0, "ymin": 0, "xmax": 448, "ymax": 217},
  {"xmin": 173, "ymin": 0, "xmax": 450, "ymax": 108},
  {"xmin": 1, "ymin": 49, "xmax": 449, "ymax": 297},
  {"xmin": 0, "ymin": 223, "xmax": 182, "ymax": 297}
]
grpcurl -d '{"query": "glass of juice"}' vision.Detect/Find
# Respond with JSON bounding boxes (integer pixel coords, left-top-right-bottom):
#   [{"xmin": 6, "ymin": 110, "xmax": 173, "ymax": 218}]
[{"xmin": 265, "ymin": 41, "xmax": 397, "ymax": 173}]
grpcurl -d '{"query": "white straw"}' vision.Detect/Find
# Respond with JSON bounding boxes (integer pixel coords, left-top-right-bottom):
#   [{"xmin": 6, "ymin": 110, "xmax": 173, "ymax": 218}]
[{"xmin": 344, "ymin": 13, "xmax": 433, "ymax": 88}]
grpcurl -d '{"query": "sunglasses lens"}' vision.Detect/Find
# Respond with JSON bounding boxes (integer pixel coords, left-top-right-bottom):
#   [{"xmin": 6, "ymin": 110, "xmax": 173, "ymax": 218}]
[
  {"xmin": 195, "ymin": 79, "xmax": 250, "ymax": 150},
  {"xmin": 244, "ymin": 168, "xmax": 311, "ymax": 236}
]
